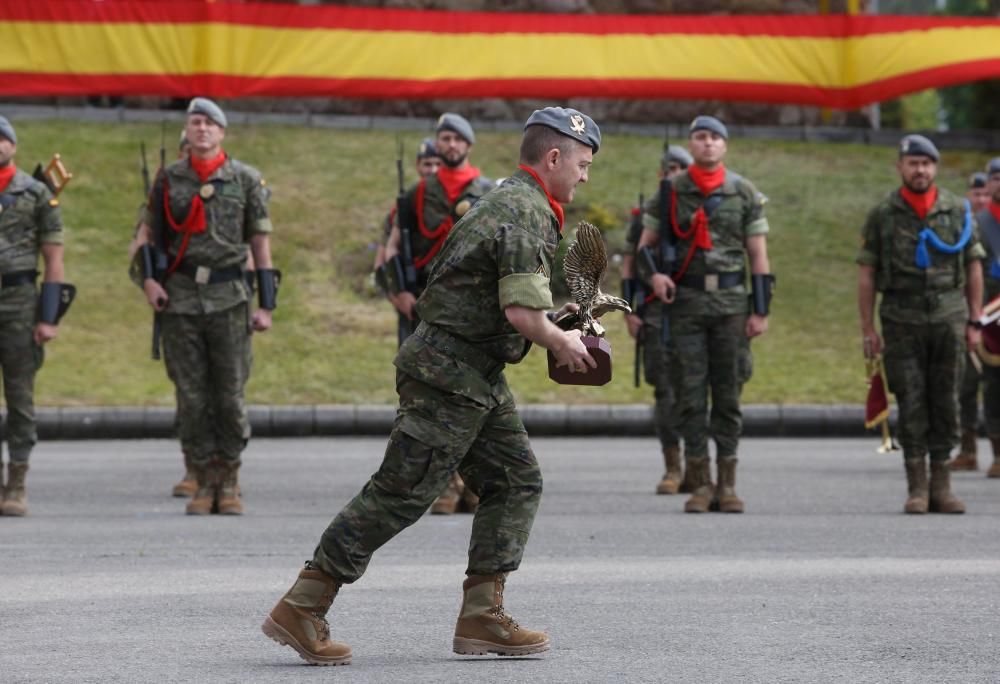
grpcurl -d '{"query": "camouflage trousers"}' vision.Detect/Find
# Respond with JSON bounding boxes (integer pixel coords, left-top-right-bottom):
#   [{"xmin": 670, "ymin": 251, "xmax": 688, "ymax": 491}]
[
  {"xmin": 0, "ymin": 311, "xmax": 43, "ymax": 462},
  {"xmin": 881, "ymin": 318, "xmax": 964, "ymax": 460},
  {"xmin": 313, "ymin": 371, "xmax": 542, "ymax": 584},
  {"xmin": 161, "ymin": 304, "xmax": 252, "ymax": 468},
  {"xmin": 958, "ymin": 358, "xmax": 981, "ymax": 432},
  {"xmin": 641, "ymin": 319, "xmax": 680, "ymax": 450},
  {"xmin": 669, "ymin": 313, "xmax": 751, "ymax": 461}
]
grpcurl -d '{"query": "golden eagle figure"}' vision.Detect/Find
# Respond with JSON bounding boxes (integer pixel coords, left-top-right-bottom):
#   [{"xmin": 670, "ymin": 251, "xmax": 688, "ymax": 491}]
[{"xmin": 554, "ymin": 221, "xmax": 631, "ymax": 336}]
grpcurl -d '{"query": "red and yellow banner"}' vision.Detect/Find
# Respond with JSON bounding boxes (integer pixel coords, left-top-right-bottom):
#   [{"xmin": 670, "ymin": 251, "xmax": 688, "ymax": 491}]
[{"xmin": 2, "ymin": 2, "xmax": 999, "ymax": 109}]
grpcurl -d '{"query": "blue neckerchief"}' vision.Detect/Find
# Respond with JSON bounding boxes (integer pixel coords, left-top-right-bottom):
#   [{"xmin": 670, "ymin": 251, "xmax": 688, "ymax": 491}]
[{"xmin": 915, "ymin": 199, "xmax": 972, "ymax": 269}]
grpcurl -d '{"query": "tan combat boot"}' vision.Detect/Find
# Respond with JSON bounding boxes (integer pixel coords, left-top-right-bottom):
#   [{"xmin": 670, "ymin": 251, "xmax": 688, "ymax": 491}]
[
  {"xmin": 987, "ymin": 437, "xmax": 1000, "ymax": 478},
  {"xmin": 929, "ymin": 460, "xmax": 966, "ymax": 514},
  {"xmin": 655, "ymin": 445, "xmax": 683, "ymax": 495},
  {"xmin": 430, "ymin": 472, "xmax": 462, "ymax": 515},
  {"xmin": 453, "ymin": 573, "xmax": 550, "ymax": 657},
  {"xmin": 903, "ymin": 457, "xmax": 929, "ymax": 514},
  {"xmin": 715, "ymin": 457, "xmax": 745, "ymax": 513},
  {"xmin": 1, "ymin": 462, "xmax": 29, "ymax": 516},
  {"xmin": 217, "ymin": 461, "xmax": 243, "ymax": 515},
  {"xmin": 683, "ymin": 457, "xmax": 714, "ymax": 513},
  {"xmin": 948, "ymin": 429, "xmax": 979, "ymax": 471},
  {"xmin": 172, "ymin": 452, "xmax": 198, "ymax": 497},
  {"xmin": 262, "ymin": 562, "xmax": 352, "ymax": 666},
  {"xmin": 459, "ymin": 477, "xmax": 479, "ymax": 514},
  {"xmin": 185, "ymin": 463, "xmax": 216, "ymax": 515}
]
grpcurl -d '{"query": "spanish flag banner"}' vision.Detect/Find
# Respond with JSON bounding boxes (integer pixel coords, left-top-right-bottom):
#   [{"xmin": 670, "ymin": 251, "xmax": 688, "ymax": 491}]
[{"xmin": 2, "ymin": 2, "xmax": 1000, "ymax": 108}]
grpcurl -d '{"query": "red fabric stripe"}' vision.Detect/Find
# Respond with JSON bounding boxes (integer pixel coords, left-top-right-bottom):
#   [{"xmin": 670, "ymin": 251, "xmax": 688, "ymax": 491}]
[
  {"xmin": 3, "ymin": 2, "xmax": 998, "ymax": 37},
  {"xmin": 4, "ymin": 58, "xmax": 1000, "ymax": 109}
]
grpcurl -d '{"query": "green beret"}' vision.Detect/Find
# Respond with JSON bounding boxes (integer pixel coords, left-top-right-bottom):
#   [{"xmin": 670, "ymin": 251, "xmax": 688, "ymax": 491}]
[
  {"xmin": 187, "ymin": 97, "xmax": 227, "ymax": 128},
  {"xmin": 898, "ymin": 134, "xmax": 939, "ymax": 162},
  {"xmin": 0, "ymin": 115, "xmax": 16, "ymax": 145},
  {"xmin": 436, "ymin": 113, "xmax": 474, "ymax": 145},
  {"xmin": 689, "ymin": 115, "xmax": 728, "ymax": 140},
  {"xmin": 524, "ymin": 107, "xmax": 601, "ymax": 153}
]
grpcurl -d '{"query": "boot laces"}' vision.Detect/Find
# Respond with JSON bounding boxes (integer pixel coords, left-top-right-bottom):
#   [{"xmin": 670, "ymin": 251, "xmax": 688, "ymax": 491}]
[{"xmin": 490, "ymin": 579, "xmax": 520, "ymax": 632}]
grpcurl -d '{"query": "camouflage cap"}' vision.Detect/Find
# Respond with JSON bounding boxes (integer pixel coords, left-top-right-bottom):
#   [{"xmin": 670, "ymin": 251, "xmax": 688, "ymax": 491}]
[
  {"xmin": 988, "ymin": 157, "xmax": 1000, "ymax": 176},
  {"xmin": 898, "ymin": 134, "xmax": 939, "ymax": 162},
  {"xmin": 0, "ymin": 115, "xmax": 16, "ymax": 145},
  {"xmin": 524, "ymin": 107, "xmax": 601, "ymax": 153},
  {"xmin": 436, "ymin": 113, "xmax": 474, "ymax": 145},
  {"xmin": 662, "ymin": 144, "xmax": 693, "ymax": 170},
  {"xmin": 689, "ymin": 115, "xmax": 728, "ymax": 140},
  {"xmin": 187, "ymin": 97, "xmax": 227, "ymax": 128},
  {"xmin": 969, "ymin": 171, "xmax": 988, "ymax": 189},
  {"xmin": 417, "ymin": 137, "xmax": 440, "ymax": 159}
]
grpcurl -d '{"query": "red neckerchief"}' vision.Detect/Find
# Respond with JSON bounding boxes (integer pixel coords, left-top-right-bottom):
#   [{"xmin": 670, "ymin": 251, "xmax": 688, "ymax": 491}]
[
  {"xmin": 161, "ymin": 151, "xmax": 226, "ymax": 276},
  {"xmin": 899, "ymin": 184, "xmax": 938, "ymax": 220},
  {"xmin": 436, "ymin": 164, "xmax": 481, "ymax": 205},
  {"xmin": 989, "ymin": 200, "xmax": 1000, "ymax": 226},
  {"xmin": 412, "ymin": 165, "xmax": 483, "ymax": 269},
  {"xmin": 0, "ymin": 164, "xmax": 16, "ymax": 193},
  {"xmin": 517, "ymin": 164, "xmax": 564, "ymax": 229},
  {"xmin": 669, "ymin": 164, "xmax": 724, "ymax": 281}
]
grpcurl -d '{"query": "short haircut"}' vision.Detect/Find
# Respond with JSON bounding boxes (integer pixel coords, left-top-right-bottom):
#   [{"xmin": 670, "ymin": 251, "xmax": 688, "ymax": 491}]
[{"xmin": 520, "ymin": 126, "xmax": 575, "ymax": 165}]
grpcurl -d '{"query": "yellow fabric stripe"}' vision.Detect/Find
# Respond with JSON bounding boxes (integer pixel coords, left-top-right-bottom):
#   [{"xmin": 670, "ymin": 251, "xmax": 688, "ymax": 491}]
[{"xmin": 2, "ymin": 21, "xmax": 999, "ymax": 88}]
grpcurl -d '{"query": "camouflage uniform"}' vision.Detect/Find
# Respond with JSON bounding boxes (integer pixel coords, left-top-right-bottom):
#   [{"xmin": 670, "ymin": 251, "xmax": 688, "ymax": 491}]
[
  {"xmin": 857, "ymin": 188, "xmax": 984, "ymax": 461},
  {"xmin": 142, "ymin": 156, "xmax": 271, "ymax": 472},
  {"xmin": 976, "ymin": 208, "xmax": 1000, "ymax": 441},
  {"xmin": 642, "ymin": 170, "xmax": 766, "ymax": 464},
  {"xmin": 313, "ymin": 168, "xmax": 557, "ymax": 582},
  {"xmin": 0, "ymin": 169, "xmax": 62, "ymax": 462}
]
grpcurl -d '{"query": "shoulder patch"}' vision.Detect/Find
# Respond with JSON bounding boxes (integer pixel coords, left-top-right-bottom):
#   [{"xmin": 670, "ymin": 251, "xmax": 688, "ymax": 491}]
[{"xmin": 48, "ymin": 198, "xmax": 59, "ymax": 207}]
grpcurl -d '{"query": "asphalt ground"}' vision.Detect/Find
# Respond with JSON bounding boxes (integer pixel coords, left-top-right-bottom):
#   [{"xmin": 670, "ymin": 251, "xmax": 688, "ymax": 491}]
[{"xmin": 2, "ymin": 437, "xmax": 999, "ymax": 683}]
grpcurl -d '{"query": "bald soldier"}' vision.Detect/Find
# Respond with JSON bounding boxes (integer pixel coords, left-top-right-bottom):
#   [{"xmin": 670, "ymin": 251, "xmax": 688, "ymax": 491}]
[
  {"xmin": 132, "ymin": 98, "xmax": 278, "ymax": 516},
  {"xmin": 262, "ymin": 107, "xmax": 601, "ymax": 666},
  {"xmin": 858, "ymin": 135, "xmax": 984, "ymax": 514},
  {"xmin": 0, "ymin": 115, "xmax": 74, "ymax": 517}
]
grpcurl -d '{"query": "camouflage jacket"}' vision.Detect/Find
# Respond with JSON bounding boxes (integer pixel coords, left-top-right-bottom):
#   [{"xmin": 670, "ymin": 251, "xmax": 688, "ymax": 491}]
[
  {"xmin": 643, "ymin": 170, "xmax": 769, "ymax": 317},
  {"xmin": 0, "ymin": 168, "xmax": 63, "ymax": 314},
  {"xmin": 976, "ymin": 207, "xmax": 1000, "ymax": 302},
  {"xmin": 398, "ymin": 168, "xmax": 560, "ymax": 397},
  {"xmin": 143, "ymin": 156, "xmax": 272, "ymax": 316},
  {"xmin": 857, "ymin": 187, "xmax": 984, "ymax": 324}
]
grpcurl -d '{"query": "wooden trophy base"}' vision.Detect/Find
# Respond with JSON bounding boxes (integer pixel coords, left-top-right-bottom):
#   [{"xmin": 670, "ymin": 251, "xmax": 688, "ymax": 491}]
[{"xmin": 547, "ymin": 336, "xmax": 613, "ymax": 386}]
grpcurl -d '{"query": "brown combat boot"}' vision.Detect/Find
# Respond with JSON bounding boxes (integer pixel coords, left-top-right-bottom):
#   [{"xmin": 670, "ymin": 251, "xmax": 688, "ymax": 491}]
[
  {"xmin": 1, "ymin": 462, "xmax": 29, "ymax": 516},
  {"xmin": 430, "ymin": 472, "xmax": 462, "ymax": 515},
  {"xmin": 715, "ymin": 457, "xmax": 745, "ymax": 513},
  {"xmin": 655, "ymin": 445, "xmax": 683, "ymax": 495},
  {"xmin": 172, "ymin": 452, "xmax": 198, "ymax": 497},
  {"xmin": 262, "ymin": 562, "xmax": 352, "ymax": 666},
  {"xmin": 453, "ymin": 573, "xmax": 550, "ymax": 657},
  {"xmin": 929, "ymin": 460, "xmax": 966, "ymax": 514},
  {"xmin": 987, "ymin": 437, "xmax": 1000, "ymax": 478},
  {"xmin": 458, "ymin": 477, "xmax": 479, "ymax": 514},
  {"xmin": 217, "ymin": 461, "xmax": 243, "ymax": 515},
  {"xmin": 948, "ymin": 429, "xmax": 979, "ymax": 471},
  {"xmin": 683, "ymin": 457, "xmax": 714, "ymax": 513},
  {"xmin": 903, "ymin": 457, "xmax": 928, "ymax": 514},
  {"xmin": 185, "ymin": 463, "xmax": 217, "ymax": 515}
]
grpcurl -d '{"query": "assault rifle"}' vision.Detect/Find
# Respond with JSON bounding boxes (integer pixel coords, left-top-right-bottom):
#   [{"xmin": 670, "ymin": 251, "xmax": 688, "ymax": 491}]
[
  {"xmin": 393, "ymin": 137, "xmax": 419, "ymax": 344},
  {"xmin": 146, "ymin": 125, "xmax": 169, "ymax": 360},
  {"xmin": 631, "ymin": 184, "xmax": 647, "ymax": 388}
]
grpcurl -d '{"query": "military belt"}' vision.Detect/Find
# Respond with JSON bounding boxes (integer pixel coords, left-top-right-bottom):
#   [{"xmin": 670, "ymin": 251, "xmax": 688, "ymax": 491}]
[
  {"xmin": 171, "ymin": 262, "xmax": 244, "ymax": 285},
  {"xmin": 414, "ymin": 321, "xmax": 505, "ymax": 381},
  {"xmin": 0, "ymin": 269, "xmax": 38, "ymax": 288},
  {"xmin": 679, "ymin": 270, "xmax": 744, "ymax": 292}
]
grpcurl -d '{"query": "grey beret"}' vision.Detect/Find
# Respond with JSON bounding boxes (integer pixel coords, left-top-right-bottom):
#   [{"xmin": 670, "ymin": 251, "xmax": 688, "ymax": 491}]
[
  {"xmin": 898, "ymin": 134, "xmax": 939, "ymax": 162},
  {"xmin": 436, "ymin": 113, "xmax": 474, "ymax": 145},
  {"xmin": 969, "ymin": 171, "xmax": 988, "ymax": 188},
  {"xmin": 417, "ymin": 137, "xmax": 440, "ymax": 159},
  {"xmin": 187, "ymin": 97, "xmax": 227, "ymax": 128},
  {"xmin": 662, "ymin": 144, "xmax": 693, "ymax": 170},
  {"xmin": 689, "ymin": 115, "xmax": 728, "ymax": 140},
  {"xmin": 0, "ymin": 115, "xmax": 16, "ymax": 145},
  {"xmin": 178, "ymin": 129, "xmax": 189, "ymax": 150},
  {"xmin": 988, "ymin": 157, "xmax": 1000, "ymax": 176},
  {"xmin": 524, "ymin": 107, "xmax": 601, "ymax": 154}
]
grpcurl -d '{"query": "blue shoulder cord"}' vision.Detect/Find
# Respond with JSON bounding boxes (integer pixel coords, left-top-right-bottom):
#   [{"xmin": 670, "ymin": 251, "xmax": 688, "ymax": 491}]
[{"xmin": 915, "ymin": 199, "xmax": 972, "ymax": 269}]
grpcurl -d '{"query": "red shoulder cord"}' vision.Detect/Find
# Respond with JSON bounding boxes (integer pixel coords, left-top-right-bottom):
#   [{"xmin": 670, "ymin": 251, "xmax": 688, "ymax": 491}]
[
  {"xmin": 161, "ymin": 152, "xmax": 226, "ymax": 276},
  {"xmin": 670, "ymin": 165, "xmax": 723, "ymax": 282}
]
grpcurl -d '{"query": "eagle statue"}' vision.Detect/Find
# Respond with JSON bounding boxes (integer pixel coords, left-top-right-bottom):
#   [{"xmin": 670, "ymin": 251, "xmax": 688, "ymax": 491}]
[{"xmin": 553, "ymin": 221, "xmax": 632, "ymax": 337}]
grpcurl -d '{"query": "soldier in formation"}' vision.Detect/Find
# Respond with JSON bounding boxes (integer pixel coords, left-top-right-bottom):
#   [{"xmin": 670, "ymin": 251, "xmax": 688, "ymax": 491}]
[
  {"xmin": 857, "ymin": 135, "xmax": 984, "ymax": 514},
  {"xmin": 261, "ymin": 106, "xmax": 601, "ymax": 666}
]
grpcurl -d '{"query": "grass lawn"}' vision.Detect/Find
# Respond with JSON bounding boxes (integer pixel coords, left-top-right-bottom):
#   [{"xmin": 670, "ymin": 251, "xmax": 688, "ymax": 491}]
[{"xmin": 11, "ymin": 119, "xmax": 993, "ymax": 407}]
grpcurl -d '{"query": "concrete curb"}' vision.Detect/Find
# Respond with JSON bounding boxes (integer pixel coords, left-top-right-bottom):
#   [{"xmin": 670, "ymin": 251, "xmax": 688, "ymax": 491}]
[{"xmin": 33, "ymin": 404, "xmax": 894, "ymax": 440}]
